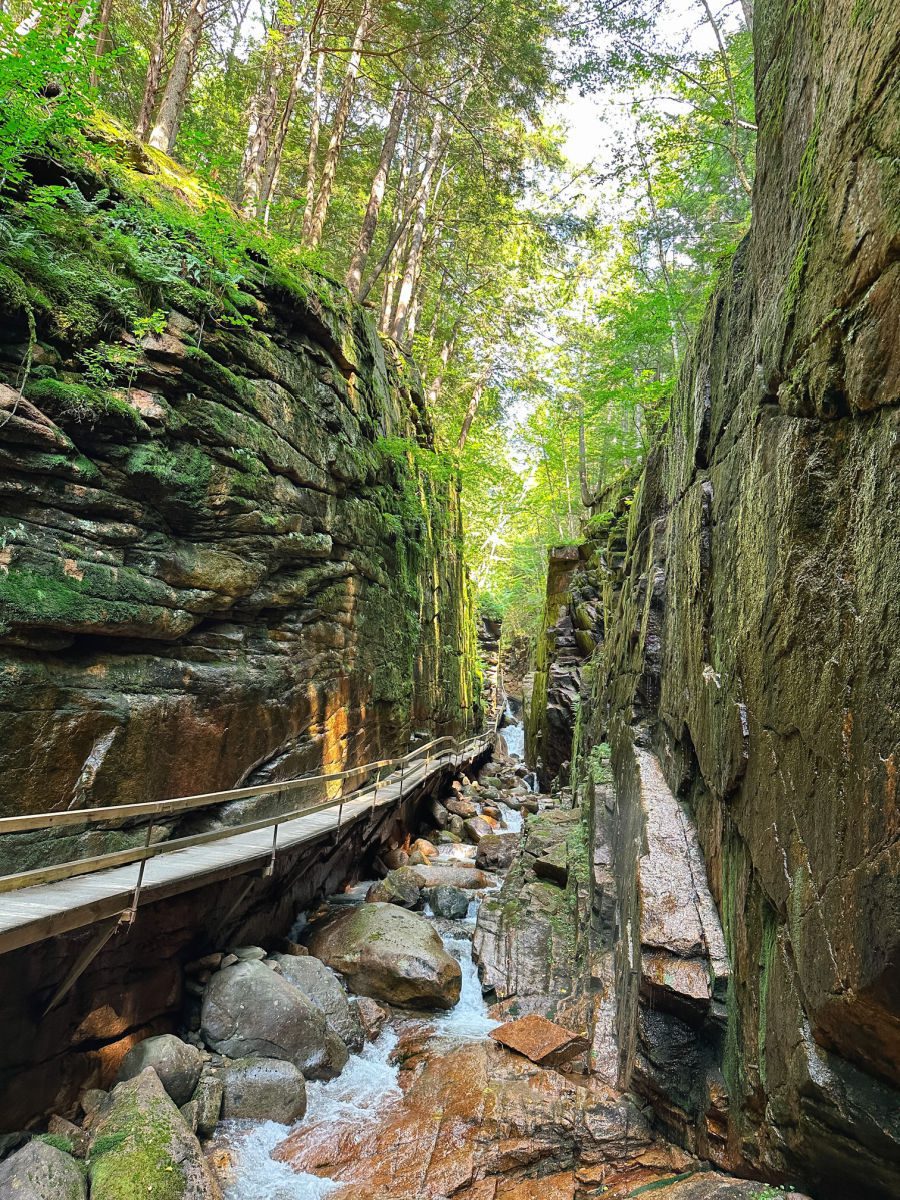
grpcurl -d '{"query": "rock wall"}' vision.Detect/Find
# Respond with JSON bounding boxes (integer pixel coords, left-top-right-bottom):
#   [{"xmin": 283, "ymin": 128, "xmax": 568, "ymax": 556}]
[
  {"xmin": 533, "ymin": 1, "xmax": 900, "ymax": 1195},
  {"xmin": 524, "ymin": 546, "xmax": 599, "ymax": 788},
  {"xmin": 0, "ymin": 150, "xmax": 478, "ymax": 832}
]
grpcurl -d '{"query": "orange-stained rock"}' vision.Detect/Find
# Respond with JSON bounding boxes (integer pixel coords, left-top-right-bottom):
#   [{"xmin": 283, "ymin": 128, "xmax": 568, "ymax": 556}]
[
  {"xmin": 490, "ymin": 1013, "xmax": 589, "ymax": 1066},
  {"xmin": 272, "ymin": 1040, "xmax": 690, "ymax": 1199}
]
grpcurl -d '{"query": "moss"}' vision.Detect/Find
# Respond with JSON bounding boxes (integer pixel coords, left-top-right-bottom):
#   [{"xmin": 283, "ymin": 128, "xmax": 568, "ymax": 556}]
[
  {"xmin": 26, "ymin": 377, "xmax": 145, "ymax": 430},
  {"xmin": 35, "ymin": 1133, "xmax": 76, "ymax": 1154},
  {"xmin": 757, "ymin": 904, "xmax": 778, "ymax": 1089},
  {"xmin": 125, "ymin": 441, "xmax": 213, "ymax": 508}
]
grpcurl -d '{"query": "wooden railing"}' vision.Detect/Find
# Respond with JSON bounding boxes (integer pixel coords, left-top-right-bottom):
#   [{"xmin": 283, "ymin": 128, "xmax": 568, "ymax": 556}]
[{"xmin": 0, "ymin": 730, "xmax": 494, "ymax": 898}]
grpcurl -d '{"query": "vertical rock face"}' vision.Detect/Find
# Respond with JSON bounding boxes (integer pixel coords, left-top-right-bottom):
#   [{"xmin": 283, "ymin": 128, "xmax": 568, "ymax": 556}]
[
  {"xmin": 524, "ymin": 546, "xmax": 599, "ymax": 788},
  {"xmin": 0, "ymin": 162, "xmax": 478, "ymax": 827},
  {"xmin": 532, "ymin": 1, "xmax": 900, "ymax": 1195}
]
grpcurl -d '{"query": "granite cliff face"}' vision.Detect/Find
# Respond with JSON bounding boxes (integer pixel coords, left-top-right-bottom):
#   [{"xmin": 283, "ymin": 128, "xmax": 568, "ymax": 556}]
[
  {"xmin": 0, "ymin": 150, "xmax": 478, "ymax": 830},
  {"xmin": 529, "ymin": 0, "xmax": 900, "ymax": 1195}
]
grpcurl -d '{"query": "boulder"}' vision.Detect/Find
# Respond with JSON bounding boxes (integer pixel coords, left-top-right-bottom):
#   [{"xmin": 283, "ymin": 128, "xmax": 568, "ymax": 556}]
[
  {"xmin": 221, "ymin": 1058, "xmax": 306, "ymax": 1124},
  {"xmin": 190, "ymin": 1068, "xmax": 224, "ymax": 1137},
  {"xmin": 476, "ymin": 832, "xmax": 520, "ymax": 872},
  {"xmin": 490, "ymin": 1014, "xmax": 589, "ymax": 1067},
  {"xmin": 201, "ymin": 960, "xmax": 342, "ymax": 1079},
  {"xmin": 445, "ymin": 795, "xmax": 477, "ymax": 819},
  {"xmin": 438, "ymin": 828, "xmax": 463, "ymax": 843},
  {"xmin": 412, "ymin": 865, "xmax": 492, "ymax": 889},
  {"xmin": 0, "ymin": 1140, "xmax": 86, "ymax": 1200},
  {"xmin": 482, "ymin": 804, "xmax": 502, "ymax": 820},
  {"xmin": 88, "ymin": 1069, "xmax": 220, "ymax": 1200},
  {"xmin": 306, "ymin": 902, "xmax": 461, "ymax": 1009},
  {"xmin": 411, "ymin": 838, "xmax": 438, "ymax": 858},
  {"xmin": 271, "ymin": 953, "xmax": 365, "ymax": 1051},
  {"xmin": 383, "ymin": 848, "xmax": 409, "ymax": 870},
  {"xmin": 406, "ymin": 850, "xmax": 429, "ymax": 866},
  {"xmin": 427, "ymin": 797, "xmax": 451, "ymax": 829},
  {"xmin": 463, "ymin": 816, "xmax": 494, "ymax": 843},
  {"xmin": 228, "ymin": 945, "xmax": 266, "ymax": 961},
  {"xmin": 356, "ymin": 997, "xmax": 389, "ymax": 1041},
  {"xmin": 365, "ymin": 865, "xmax": 423, "ymax": 908},
  {"xmin": 426, "ymin": 885, "xmax": 470, "ymax": 919},
  {"xmin": 115, "ymin": 1033, "xmax": 203, "ymax": 1106}
]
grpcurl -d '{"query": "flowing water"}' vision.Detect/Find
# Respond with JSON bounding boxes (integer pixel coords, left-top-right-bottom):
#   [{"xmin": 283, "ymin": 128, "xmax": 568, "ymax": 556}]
[{"xmin": 225, "ymin": 718, "xmax": 529, "ymax": 1198}]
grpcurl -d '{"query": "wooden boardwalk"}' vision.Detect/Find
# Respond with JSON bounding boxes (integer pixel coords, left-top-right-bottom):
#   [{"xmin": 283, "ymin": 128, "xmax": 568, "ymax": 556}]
[{"xmin": 0, "ymin": 735, "xmax": 491, "ymax": 956}]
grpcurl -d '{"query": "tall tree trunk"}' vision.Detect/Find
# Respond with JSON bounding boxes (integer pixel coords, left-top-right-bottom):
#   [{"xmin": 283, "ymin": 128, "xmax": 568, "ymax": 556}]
[
  {"xmin": 300, "ymin": 42, "xmax": 327, "ymax": 242},
  {"xmin": 303, "ymin": 0, "xmax": 373, "ymax": 248},
  {"xmin": 425, "ymin": 315, "xmax": 461, "ymax": 406},
  {"xmin": 148, "ymin": 0, "xmax": 207, "ymax": 153},
  {"xmin": 239, "ymin": 16, "xmax": 294, "ymax": 216},
  {"xmin": 346, "ymin": 77, "xmax": 407, "ymax": 297},
  {"xmin": 91, "ymin": 0, "xmax": 113, "ymax": 86},
  {"xmin": 136, "ymin": 0, "xmax": 173, "ymax": 139},
  {"xmin": 389, "ymin": 109, "xmax": 444, "ymax": 344},
  {"xmin": 577, "ymin": 396, "xmax": 592, "ymax": 507},
  {"xmin": 258, "ymin": 0, "xmax": 326, "ymax": 220},
  {"xmin": 698, "ymin": 0, "xmax": 752, "ymax": 197},
  {"xmin": 456, "ymin": 366, "xmax": 491, "ymax": 452}
]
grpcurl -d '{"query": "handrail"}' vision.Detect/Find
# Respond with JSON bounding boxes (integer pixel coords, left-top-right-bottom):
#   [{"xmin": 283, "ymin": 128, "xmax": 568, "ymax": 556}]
[
  {"xmin": 0, "ymin": 734, "xmax": 462, "ymax": 836},
  {"xmin": 0, "ymin": 731, "xmax": 493, "ymax": 896}
]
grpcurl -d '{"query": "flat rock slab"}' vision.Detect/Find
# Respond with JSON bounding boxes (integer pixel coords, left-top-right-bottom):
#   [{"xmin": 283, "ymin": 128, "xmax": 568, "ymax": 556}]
[{"xmin": 490, "ymin": 1013, "xmax": 589, "ymax": 1066}]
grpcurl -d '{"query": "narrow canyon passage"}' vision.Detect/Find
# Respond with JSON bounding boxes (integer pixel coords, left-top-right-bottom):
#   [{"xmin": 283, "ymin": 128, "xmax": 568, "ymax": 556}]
[{"xmin": 1, "ymin": 0, "xmax": 898, "ymax": 1196}]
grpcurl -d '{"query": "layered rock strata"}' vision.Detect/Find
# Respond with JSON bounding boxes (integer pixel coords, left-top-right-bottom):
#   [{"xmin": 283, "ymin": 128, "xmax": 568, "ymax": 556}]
[{"xmin": 0, "ymin": 151, "xmax": 477, "ymax": 833}]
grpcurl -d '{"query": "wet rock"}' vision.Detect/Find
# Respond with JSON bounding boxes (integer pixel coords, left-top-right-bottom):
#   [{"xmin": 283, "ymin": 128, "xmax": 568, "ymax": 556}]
[
  {"xmin": 355, "ymin": 997, "xmax": 389, "ymax": 1041},
  {"xmin": 438, "ymin": 827, "xmax": 462, "ymax": 843},
  {"xmin": 365, "ymin": 865, "xmax": 423, "ymax": 908},
  {"xmin": 445, "ymin": 795, "xmax": 477, "ymax": 818},
  {"xmin": 409, "ymin": 865, "xmax": 491, "ymax": 890},
  {"xmin": 221, "ymin": 1057, "xmax": 307, "ymax": 1124},
  {"xmin": 463, "ymin": 815, "xmax": 494, "ymax": 842},
  {"xmin": 483, "ymin": 803, "xmax": 502, "ymax": 820},
  {"xmin": 426, "ymin": 885, "xmax": 470, "ymax": 919},
  {"xmin": 490, "ymin": 1014, "xmax": 589, "ymax": 1067},
  {"xmin": 115, "ymin": 1033, "xmax": 203, "ymax": 1106},
  {"xmin": 475, "ymin": 832, "xmax": 519, "ymax": 871},
  {"xmin": 306, "ymin": 902, "xmax": 461, "ymax": 1010},
  {"xmin": 406, "ymin": 850, "xmax": 429, "ymax": 866},
  {"xmin": 274, "ymin": 1040, "xmax": 690, "ymax": 1196},
  {"xmin": 643, "ymin": 1178, "xmax": 810, "ymax": 1200},
  {"xmin": 0, "ymin": 1140, "xmax": 86, "ymax": 1200},
  {"xmin": 201, "ymin": 960, "xmax": 340, "ymax": 1079},
  {"xmin": 272, "ymin": 953, "xmax": 365, "ymax": 1051},
  {"xmin": 411, "ymin": 838, "xmax": 438, "ymax": 859},
  {"xmin": 88, "ymin": 1069, "xmax": 220, "ymax": 1200}
]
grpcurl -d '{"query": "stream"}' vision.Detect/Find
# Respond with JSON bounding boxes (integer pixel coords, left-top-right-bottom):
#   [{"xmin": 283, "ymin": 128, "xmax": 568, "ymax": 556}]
[{"xmin": 222, "ymin": 718, "xmax": 529, "ymax": 1199}]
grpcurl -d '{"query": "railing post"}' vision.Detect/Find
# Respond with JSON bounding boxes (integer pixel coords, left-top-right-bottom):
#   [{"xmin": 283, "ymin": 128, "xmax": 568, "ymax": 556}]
[
  {"xmin": 263, "ymin": 821, "xmax": 279, "ymax": 878},
  {"xmin": 123, "ymin": 822, "xmax": 154, "ymax": 927},
  {"xmin": 371, "ymin": 764, "xmax": 380, "ymax": 812}
]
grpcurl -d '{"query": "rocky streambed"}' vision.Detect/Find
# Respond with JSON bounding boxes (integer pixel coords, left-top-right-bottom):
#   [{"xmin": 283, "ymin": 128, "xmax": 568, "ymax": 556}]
[{"xmin": 0, "ymin": 734, "xmax": 811, "ymax": 1200}]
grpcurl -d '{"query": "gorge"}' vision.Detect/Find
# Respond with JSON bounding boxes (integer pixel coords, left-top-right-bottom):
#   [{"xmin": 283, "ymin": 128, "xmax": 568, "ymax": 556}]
[{"xmin": 0, "ymin": 0, "xmax": 898, "ymax": 1197}]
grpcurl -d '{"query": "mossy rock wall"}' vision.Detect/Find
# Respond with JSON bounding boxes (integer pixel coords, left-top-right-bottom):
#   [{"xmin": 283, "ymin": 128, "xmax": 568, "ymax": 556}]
[
  {"xmin": 0, "ymin": 157, "xmax": 478, "ymax": 826},
  {"xmin": 559, "ymin": 1, "xmax": 900, "ymax": 1196}
]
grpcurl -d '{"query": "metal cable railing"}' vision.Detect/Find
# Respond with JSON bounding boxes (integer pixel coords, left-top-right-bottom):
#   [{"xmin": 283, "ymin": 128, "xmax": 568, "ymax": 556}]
[{"xmin": 0, "ymin": 730, "xmax": 494, "ymax": 898}]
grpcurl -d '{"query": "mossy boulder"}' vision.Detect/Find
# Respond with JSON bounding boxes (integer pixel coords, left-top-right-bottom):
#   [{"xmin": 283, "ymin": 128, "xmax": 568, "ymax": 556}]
[
  {"xmin": 87, "ymin": 1068, "xmax": 220, "ymax": 1200},
  {"xmin": 306, "ymin": 902, "xmax": 462, "ymax": 1010},
  {"xmin": 0, "ymin": 1139, "xmax": 86, "ymax": 1200}
]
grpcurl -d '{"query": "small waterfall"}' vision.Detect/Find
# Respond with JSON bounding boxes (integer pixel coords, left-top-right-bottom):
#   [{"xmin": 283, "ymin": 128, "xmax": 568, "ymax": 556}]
[{"xmin": 224, "ymin": 1030, "xmax": 402, "ymax": 1199}]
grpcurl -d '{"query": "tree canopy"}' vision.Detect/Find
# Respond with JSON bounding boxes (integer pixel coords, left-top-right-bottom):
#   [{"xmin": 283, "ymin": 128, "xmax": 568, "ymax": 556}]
[{"xmin": 0, "ymin": 0, "xmax": 755, "ymax": 639}]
